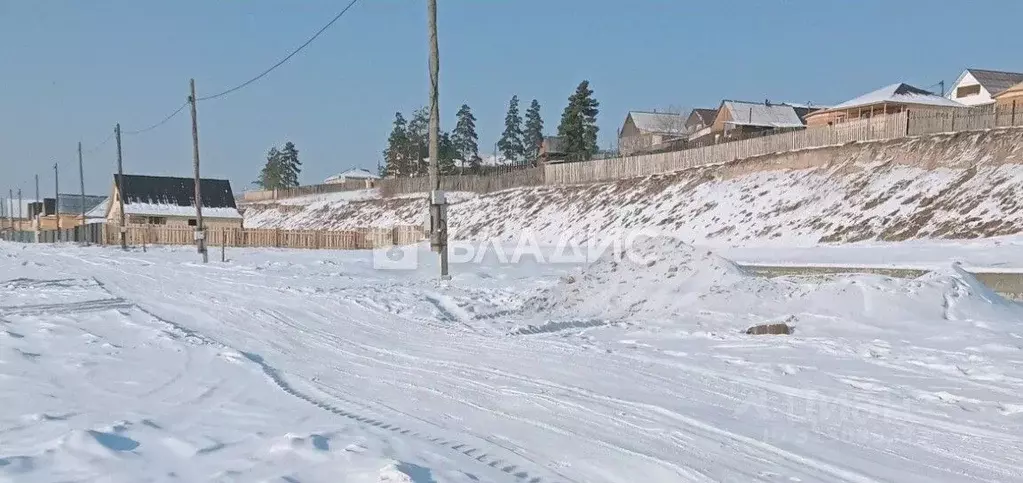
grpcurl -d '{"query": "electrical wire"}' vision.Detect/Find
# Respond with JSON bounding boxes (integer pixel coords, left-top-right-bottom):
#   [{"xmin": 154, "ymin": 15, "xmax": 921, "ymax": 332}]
[
  {"xmin": 197, "ymin": 0, "xmax": 361, "ymax": 101},
  {"xmin": 81, "ymin": 131, "xmax": 115, "ymax": 155},
  {"xmin": 121, "ymin": 102, "xmax": 189, "ymax": 136}
]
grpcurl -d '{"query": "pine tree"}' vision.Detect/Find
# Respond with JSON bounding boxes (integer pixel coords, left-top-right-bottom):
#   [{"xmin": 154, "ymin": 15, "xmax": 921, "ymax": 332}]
[
  {"xmin": 255, "ymin": 147, "xmax": 284, "ymax": 189},
  {"xmin": 557, "ymin": 81, "xmax": 600, "ymax": 161},
  {"xmin": 497, "ymin": 95, "xmax": 525, "ymax": 164},
  {"xmin": 452, "ymin": 104, "xmax": 481, "ymax": 172},
  {"xmin": 406, "ymin": 107, "xmax": 430, "ymax": 176},
  {"xmin": 438, "ymin": 132, "xmax": 457, "ymax": 174},
  {"xmin": 383, "ymin": 112, "xmax": 409, "ymax": 177},
  {"xmin": 279, "ymin": 141, "xmax": 302, "ymax": 188},
  {"xmin": 523, "ymin": 99, "xmax": 544, "ymax": 164}
]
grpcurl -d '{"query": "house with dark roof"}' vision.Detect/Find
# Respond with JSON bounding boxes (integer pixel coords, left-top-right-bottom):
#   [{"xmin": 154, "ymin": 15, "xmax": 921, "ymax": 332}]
[
  {"xmin": 946, "ymin": 68, "xmax": 1023, "ymax": 107},
  {"xmin": 685, "ymin": 108, "xmax": 718, "ymax": 137},
  {"xmin": 805, "ymin": 83, "xmax": 963, "ymax": 127},
  {"xmin": 105, "ymin": 174, "xmax": 243, "ymax": 228}
]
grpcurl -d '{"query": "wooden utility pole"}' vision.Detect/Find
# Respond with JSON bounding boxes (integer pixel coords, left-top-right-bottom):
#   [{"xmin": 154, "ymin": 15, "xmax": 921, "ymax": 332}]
[
  {"xmin": 53, "ymin": 163, "xmax": 60, "ymax": 241},
  {"xmin": 188, "ymin": 79, "xmax": 208, "ymax": 263},
  {"xmin": 7, "ymin": 189, "xmax": 12, "ymax": 232},
  {"xmin": 17, "ymin": 189, "xmax": 22, "ymax": 225},
  {"xmin": 426, "ymin": 0, "xmax": 448, "ymax": 278},
  {"xmin": 115, "ymin": 124, "xmax": 127, "ymax": 250}
]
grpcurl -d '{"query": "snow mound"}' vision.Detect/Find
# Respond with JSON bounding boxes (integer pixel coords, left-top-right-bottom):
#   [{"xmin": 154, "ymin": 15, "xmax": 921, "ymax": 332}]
[
  {"xmin": 531, "ymin": 236, "xmax": 1023, "ymax": 337},
  {"xmin": 532, "ymin": 235, "xmax": 764, "ymax": 320}
]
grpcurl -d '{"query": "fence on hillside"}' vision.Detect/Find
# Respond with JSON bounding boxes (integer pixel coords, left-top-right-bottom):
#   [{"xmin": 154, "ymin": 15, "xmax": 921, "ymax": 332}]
[
  {"xmin": 243, "ymin": 178, "xmax": 372, "ymax": 202},
  {"xmin": 239, "ymin": 106, "xmax": 1023, "ymax": 202},
  {"xmin": 545, "ymin": 107, "xmax": 1023, "ymax": 185},
  {"xmin": 377, "ymin": 167, "xmax": 545, "ymax": 197}
]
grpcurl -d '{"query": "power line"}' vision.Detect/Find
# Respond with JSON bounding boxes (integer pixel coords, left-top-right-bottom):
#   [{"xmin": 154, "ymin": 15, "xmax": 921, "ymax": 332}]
[
  {"xmin": 198, "ymin": 0, "xmax": 361, "ymax": 101},
  {"xmin": 81, "ymin": 131, "xmax": 115, "ymax": 155},
  {"xmin": 122, "ymin": 102, "xmax": 189, "ymax": 135}
]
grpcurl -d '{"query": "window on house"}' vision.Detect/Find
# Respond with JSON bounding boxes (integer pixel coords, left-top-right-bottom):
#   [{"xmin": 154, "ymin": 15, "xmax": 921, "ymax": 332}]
[
  {"xmin": 128, "ymin": 215, "xmax": 147, "ymax": 224},
  {"xmin": 188, "ymin": 219, "xmax": 197, "ymax": 226},
  {"xmin": 148, "ymin": 217, "xmax": 166, "ymax": 225},
  {"xmin": 957, "ymin": 85, "xmax": 982, "ymax": 98}
]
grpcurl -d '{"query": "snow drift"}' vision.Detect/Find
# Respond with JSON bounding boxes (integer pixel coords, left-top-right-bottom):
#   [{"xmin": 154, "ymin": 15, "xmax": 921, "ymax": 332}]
[{"xmin": 529, "ymin": 236, "xmax": 1023, "ymax": 336}]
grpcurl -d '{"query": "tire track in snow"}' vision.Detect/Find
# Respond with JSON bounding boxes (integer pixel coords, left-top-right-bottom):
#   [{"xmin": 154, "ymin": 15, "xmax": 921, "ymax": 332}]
[{"xmin": 87, "ymin": 276, "xmax": 565, "ymax": 483}]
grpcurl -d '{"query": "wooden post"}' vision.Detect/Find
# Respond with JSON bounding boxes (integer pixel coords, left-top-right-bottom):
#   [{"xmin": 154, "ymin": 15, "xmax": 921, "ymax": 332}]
[
  {"xmin": 115, "ymin": 124, "xmax": 127, "ymax": 250},
  {"xmin": 53, "ymin": 163, "xmax": 60, "ymax": 242},
  {"xmin": 221, "ymin": 228, "xmax": 226, "ymax": 262},
  {"xmin": 142, "ymin": 224, "xmax": 148, "ymax": 252},
  {"xmin": 77, "ymin": 141, "xmax": 86, "ymax": 243},
  {"xmin": 188, "ymin": 79, "xmax": 208, "ymax": 263}
]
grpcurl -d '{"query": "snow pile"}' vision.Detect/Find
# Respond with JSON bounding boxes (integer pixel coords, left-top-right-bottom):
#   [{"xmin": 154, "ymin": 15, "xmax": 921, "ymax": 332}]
[
  {"xmin": 531, "ymin": 235, "xmax": 766, "ymax": 320},
  {"xmin": 531, "ymin": 236, "xmax": 1023, "ymax": 336}
]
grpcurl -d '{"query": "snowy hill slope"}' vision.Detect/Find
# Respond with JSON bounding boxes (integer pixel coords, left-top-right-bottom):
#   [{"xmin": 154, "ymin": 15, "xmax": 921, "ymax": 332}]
[{"xmin": 244, "ymin": 128, "xmax": 1023, "ymax": 245}]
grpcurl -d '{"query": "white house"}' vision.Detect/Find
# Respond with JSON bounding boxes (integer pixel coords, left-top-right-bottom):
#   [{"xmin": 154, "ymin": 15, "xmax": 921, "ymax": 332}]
[
  {"xmin": 946, "ymin": 68, "xmax": 1023, "ymax": 107},
  {"xmin": 324, "ymin": 168, "xmax": 381, "ymax": 185}
]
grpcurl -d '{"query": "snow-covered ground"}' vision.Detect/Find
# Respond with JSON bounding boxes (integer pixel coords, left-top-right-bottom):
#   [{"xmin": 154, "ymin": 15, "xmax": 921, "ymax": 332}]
[{"xmin": 3, "ymin": 240, "xmax": 1023, "ymax": 482}]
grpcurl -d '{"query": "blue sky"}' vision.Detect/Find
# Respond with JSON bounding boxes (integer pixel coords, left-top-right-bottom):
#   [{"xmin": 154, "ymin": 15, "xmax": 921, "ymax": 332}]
[{"xmin": 2, "ymin": 0, "xmax": 1021, "ymax": 198}]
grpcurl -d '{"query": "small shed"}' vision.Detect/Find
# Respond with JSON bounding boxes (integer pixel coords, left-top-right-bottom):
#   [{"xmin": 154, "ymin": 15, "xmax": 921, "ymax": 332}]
[
  {"xmin": 992, "ymin": 81, "xmax": 1023, "ymax": 123},
  {"xmin": 618, "ymin": 111, "xmax": 687, "ymax": 155},
  {"xmin": 324, "ymin": 168, "xmax": 381, "ymax": 185}
]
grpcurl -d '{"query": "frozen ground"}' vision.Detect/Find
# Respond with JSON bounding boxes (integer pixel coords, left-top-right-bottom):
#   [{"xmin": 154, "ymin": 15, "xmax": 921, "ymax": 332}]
[{"xmin": 2, "ymin": 240, "xmax": 1023, "ymax": 482}]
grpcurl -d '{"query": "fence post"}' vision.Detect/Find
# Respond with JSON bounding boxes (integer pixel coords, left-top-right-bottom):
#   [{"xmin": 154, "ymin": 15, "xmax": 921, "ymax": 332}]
[
  {"xmin": 275, "ymin": 228, "xmax": 281, "ymax": 248},
  {"xmin": 905, "ymin": 110, "xmax": 911, "ymax": 136},
  {"xmin": 221, "ymin": 228, "xmax": 226, "ymax": 262}
]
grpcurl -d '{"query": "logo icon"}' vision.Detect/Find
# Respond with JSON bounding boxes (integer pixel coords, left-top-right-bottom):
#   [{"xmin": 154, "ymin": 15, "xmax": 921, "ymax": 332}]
[{"xmin": 372, "ymin": 244, "xmax": 419, "ymax": 270}]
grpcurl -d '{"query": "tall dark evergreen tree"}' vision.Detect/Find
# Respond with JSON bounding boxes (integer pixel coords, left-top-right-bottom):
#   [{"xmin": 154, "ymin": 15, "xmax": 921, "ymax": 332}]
[
  {"xmin": 452, "ymin": 104, "xmax": 481, "ymax": 171},
  {"xmin": 497, "ymin": 95, "xmax": 525, "ymax": 164},
  {"xmin": 255, "ymin": 147, "xmax": 284, "ymax": 189},
  {"xmin": 438, "ymin": 132, "xmax": 457, "ymax": 174},
  {"xmin": 279, "ymin": 141, "xmax": 302, "ymax": 188},
  {"xmin": 383, "ymin": 112, "xmax": 409, "ymax": 177},
  {"xmin": 523, "ymin": 99, "xmax": 544, "ymax": 164},
  {"xmin": 406, "ymin": 107, "xmax": 430, "ymax": 176},
  {"xmin": 557, "ymin": 81, "xmax": 600, "ymax": 160}
]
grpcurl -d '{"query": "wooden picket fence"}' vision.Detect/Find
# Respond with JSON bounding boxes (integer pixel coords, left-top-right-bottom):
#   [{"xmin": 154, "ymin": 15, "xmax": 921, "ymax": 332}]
[{"xmin": 100, "ymin": 225, "xmax": 425, "ymax": 250}]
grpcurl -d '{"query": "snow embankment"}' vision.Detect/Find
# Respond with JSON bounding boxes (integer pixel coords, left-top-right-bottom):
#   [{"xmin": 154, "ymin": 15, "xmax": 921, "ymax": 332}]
[
  {"xmin": 528, "ymin": 235, "xmax": 1023, "ymax": 338},
  {"xmin": 243, "ymin": 129, "xmax": 1023, "ymax": 246}
]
